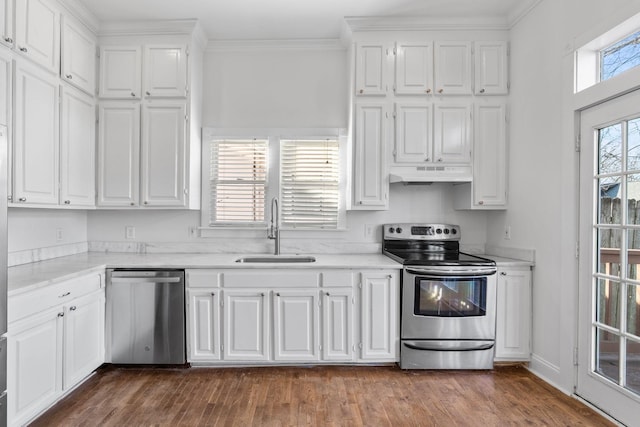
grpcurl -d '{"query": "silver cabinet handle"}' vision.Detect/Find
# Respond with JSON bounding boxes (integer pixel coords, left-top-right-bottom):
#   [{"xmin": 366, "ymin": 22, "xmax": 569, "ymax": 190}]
[
  {"xmin": 437, "ymin": 158, "xmax": 443, "ymax": 162},
  {"xmin": 64, "ymin": 200, "xmax": 71, "ymax": 204},
  {"xmin": 66, "ymin": 74, "xmax": 73, "ymax": 79},
  {"xmin": 211, "ymin": 292, "xmax": 215, "ymax": 296},
  {"xmin": 146, "ymin": 91, "xmax": 150, "ymax": 96},
  {"xmin": 19, "ymin": 46, "xmax": 27, "ymax": 52},
  {"xmin": 325, "ymin": 292, "xmax": 330, "ymax": 296},
  {"xmin": 69, "ymin": 306, "xmax": 77, "ymax": 311},
  {"xmin": 18, "ymin": 197, "xmax": 26, "ymax": 202},
  {"xmin": 131, "ymin": 92, "xmax": 136, "ymax": 97},
  {"xmin": 58, "ymin": 312, "xmax": 64, "ymax": 317},
  {"xmin": 130, "ymin": 202, "xmax": 135, "ymax": 206},
  {"xmin": 260, "ymin": 293, "xmax": 265, "ymax": 297},
  {"xmin": 479, "ymin": 88, "xmax": 485, "ymax": 94},
  {"xmin": 438, "ymin": 89, "xmax": 443, "ymax": 94},
  {"xmin": 500, "ymin": 271, "xmax": 507, "ymax": 276},
  {"xmin": 59, "ymin": 292, "xmax": 71, "ymax": 298},
  {"xmin": 426, "ymin": 88, "xmax": 431, "ymax": 93},
  {"xmin": 4, "ymin": 37, "xmax": 12, "ymax": 43}
]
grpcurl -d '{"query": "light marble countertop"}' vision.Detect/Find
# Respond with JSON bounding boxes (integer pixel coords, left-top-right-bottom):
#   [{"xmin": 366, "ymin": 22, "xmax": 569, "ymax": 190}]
[
  {"xmin": 8, "ymin": 252, "xmax": 403, "ymax": 296},
  {"xmin": 480, "ymin": 255, "xmax": 535, "ymax": 268}
]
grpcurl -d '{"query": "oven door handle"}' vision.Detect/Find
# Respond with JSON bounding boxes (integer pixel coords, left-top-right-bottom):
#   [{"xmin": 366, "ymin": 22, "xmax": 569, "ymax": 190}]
[
  {"xmin": 405, "ymin": 266, "xmax": 497, "ymax": 277},
  {"xmin": 403, "ymin": 341, "xmax": 495, "ymax": 352}
]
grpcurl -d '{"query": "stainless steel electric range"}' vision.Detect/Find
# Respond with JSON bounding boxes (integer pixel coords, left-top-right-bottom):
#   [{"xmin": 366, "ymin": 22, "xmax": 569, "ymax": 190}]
[{"xmin": 383, "ymin": 223, "xmax": 498, "ymax": 370}]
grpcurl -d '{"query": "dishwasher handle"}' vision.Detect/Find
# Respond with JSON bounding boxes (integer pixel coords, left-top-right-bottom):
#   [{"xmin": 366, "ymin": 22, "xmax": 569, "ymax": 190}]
[{"xmin": 110, "ymin": 277, "xmax": 182, "ymax": 284}]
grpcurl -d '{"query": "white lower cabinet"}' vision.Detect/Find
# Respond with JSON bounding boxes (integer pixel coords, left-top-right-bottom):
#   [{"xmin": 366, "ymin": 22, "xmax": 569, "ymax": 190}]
[
  {"xmin": 494, "ymin": 267, "xmax": 532, "ymax": 362},
  {"xmin": 8, "ymin": 276, "xmax": 105, "ymax": 427},
  {"xmin": 359, "ymin": 271, "xmax": 399, "ymax": 361},
  {"xmin": 186, "ymin": 268, "xmax": 397, "ymax": 365}
]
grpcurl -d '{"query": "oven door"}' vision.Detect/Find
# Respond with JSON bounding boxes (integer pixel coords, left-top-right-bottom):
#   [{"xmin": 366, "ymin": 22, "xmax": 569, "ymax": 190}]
[{"xmin": 401, "ymin": 267, "xmax": 497, "ymax": 340}]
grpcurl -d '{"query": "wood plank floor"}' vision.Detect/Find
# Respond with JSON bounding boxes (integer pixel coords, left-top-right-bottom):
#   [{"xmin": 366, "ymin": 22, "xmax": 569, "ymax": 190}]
[{"xmin": 30, "ymin": 365, "xmax": 614, "ymax": 426}]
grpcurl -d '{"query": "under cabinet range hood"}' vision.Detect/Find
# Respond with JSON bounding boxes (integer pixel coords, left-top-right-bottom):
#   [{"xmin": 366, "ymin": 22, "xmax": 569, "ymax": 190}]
[{"xmin": 389, "ymin": 165, "xmax": 472, "ymax": 184}]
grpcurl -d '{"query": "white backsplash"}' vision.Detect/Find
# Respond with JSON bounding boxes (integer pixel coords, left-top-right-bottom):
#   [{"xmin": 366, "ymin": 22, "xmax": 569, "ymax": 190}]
[{"xmin": 8, "ymin": 242, "xmax": 88, "ymax": 267}]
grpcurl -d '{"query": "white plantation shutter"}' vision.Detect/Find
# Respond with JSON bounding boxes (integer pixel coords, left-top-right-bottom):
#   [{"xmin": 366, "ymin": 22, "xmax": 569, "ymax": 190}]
[
  {"xmin": 209, "ymin": 139, "xmax": 267, "ymax": 225},
  {"xmin": 280, "ymin": 139, "xmax": 340, "ymax": 229}
]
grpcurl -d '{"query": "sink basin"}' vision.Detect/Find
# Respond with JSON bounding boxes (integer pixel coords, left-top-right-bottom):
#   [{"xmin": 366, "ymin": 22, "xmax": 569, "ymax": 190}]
[{"xmin": 235, "ymin": 255, "xmax": 316, "ymax": 263}]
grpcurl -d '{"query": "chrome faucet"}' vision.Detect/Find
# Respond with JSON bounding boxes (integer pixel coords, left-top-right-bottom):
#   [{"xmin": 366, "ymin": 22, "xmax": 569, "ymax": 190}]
[{"xmin": 267, "ymin": 197, "xmax": 280, "ymax": 255}]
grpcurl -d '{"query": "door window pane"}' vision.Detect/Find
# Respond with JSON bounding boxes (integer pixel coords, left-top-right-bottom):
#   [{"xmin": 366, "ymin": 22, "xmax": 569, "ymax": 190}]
[
  {"xmin": 599, "ymin": 184, "xmax": 622, "ymax": 225},
  {"xmin": 597, "ymin": 279, "xmax": 621, "ymax": 329},
  {"xmin": 628, "ymin": 284, "xmax": 640, "ymax": 338},
  {"xmin": 599, "ymin": 123, "xmax": 623, "ymax": 174},
  {"xmin": 599, "ymin": 228, "xmax": 621, "ymax": 276},
  {"xmin": 596, "ymin": 328, "xmax": 620, "ymax": 383},
  {"xmin": 626, "ymin": 339, "xmax": 640, "ymax": 394},
  {"xmin": 628, "ymin": 118, "xmax": 640, "ymax": 171}
]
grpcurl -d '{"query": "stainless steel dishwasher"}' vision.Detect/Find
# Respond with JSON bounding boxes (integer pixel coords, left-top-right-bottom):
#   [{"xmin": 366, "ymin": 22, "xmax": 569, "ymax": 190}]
[{"xmin": 106, "ymin": 269, "xmax": 186, "ymax": 364}]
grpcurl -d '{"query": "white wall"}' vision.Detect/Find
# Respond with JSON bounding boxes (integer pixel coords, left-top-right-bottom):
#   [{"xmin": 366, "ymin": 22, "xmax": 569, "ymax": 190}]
[{"xmin": 487, "ymin": 0, "xmax": 640, "ymax": 392}]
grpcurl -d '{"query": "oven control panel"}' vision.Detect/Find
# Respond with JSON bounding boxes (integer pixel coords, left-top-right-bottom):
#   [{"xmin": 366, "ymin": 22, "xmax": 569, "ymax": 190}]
[{"xmin": 383, "ymin": 223, "xmax": 461, "ymax": 240}]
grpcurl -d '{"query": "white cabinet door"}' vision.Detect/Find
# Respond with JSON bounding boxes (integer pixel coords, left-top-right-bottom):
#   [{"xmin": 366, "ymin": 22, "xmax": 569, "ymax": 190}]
[
  {"xmin": 473, "ymin": 102, "xmax": 507, "ymax": 207},
  {"xmin": 61, "ymin": 15, "xmax": 96, "ymax": 96},
  {"xmin": 7, "ymin": 308, "xmax": 62, "ymax": 427},
  {"xmin": 63, "ymin": 290, "xmax": 105, "ymax": 390},
  {"xmin": 355, "ymin": 42, "xmax": 390, "ymax": 96},
  {"xmin": 321, "ymin": 288, "xmax": 354, "ymax": 361},
  {"xmin": 60, "ymin": 85, "xmax": 95, "ymax": 207},
  {"xmin": 0, "ymin": 48, "xmax": 10, "ymax": 126},
  {"xmin": 394, "ymin": 41, "xmax": 433, "ymax": 95},
  {"xmin": 434, "ymin": 41, "xmax": 472, "ymax": 95},
  {"xmin": 97, "ymin": 102, "xmax": 140, "ymax": 207},
  {"xmin": 394, "ymin": 102, "xmax": 431, "ymax": 163},
  {"xmin": 140, "ymin": 101, "xmax": 186, "ymax": 207},
  {"xmin": 474, "ymin": 41, "xmax": 508, "ymax": 95},
  {"xmin": 14, "ymin": 0, "xmax": 60, "ymax": 74},
  {"xmin": 353, "ymin": 102, "xmax": 388, "ymax": 209},
  {"xmin": 434, "ymin": 103, "xmax": 471, "ymax": 164},
  {"xmin": 187, "ymin": 290, "xmax": 221, "ymax": 361},
  {"xmin": 273, "ymin": 290, "xmax": 319, "ymax": 362},
  {"xmin": 13, "ymin": 60, "xmax": 59, "ymax": 205},
  {"xmin": 495, "ymin": 267, "xmax": 531, "ymax": 361},
  {"xmin": 98, "ymin": 46, "xmax": 142, "ymax": 99},
  {"xmin": 223, "ymin": 290, "xmax": 269, "ymax": 361},
  {"xmin": 143, "ymin": 45, "xmax": 187, "ymax": 98},
  {"xmin": 360, "ymin": 271, "xmax": 398, "ymax": 361},
  {"xmin": 0, "ymin": 0, "xmax": 12, "ymax": 49}
]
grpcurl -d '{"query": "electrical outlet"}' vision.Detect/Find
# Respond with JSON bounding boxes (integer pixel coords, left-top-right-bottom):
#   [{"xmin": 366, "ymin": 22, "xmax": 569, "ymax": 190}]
[
  {"xmin": 364, "ymin": 224, "xmax": 374, "ymax": 238},
  {"xmin": 56, "ymin": 228, "xmax": 63, "ymax": 242},
  {"xmin": 504, "ymin": 225, "xmax": 511, "ymax": 240},
  {"xmin": 125, "ymin": 226, "xmax": 136, "ymax": 239}
]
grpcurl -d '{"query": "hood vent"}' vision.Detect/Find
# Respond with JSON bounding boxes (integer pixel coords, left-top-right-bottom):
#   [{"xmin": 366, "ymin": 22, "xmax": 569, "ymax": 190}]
[{"xmin": 389, "ymin": 165, "xmax": 473, "ymax": 184}]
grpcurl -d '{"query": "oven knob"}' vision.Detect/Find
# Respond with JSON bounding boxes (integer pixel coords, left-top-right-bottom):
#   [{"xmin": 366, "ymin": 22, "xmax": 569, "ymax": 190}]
[
  {"xmin": 388, "ymin": 227, "xmax": 395, "ymax": 233},
  {"xmin": 451, "ymin": 229, "xmax": 457, "ymax": 235},
  {"xmin": 444, "ymin": 229, "xmax": 450, "ymax": 235},
  {"xmin": 396, "ymin": 227, "xmax": 403, "ymax": 234},
  {"xmin": 436, "ymin": 228, "xmax": 442, "ymax": 234}
]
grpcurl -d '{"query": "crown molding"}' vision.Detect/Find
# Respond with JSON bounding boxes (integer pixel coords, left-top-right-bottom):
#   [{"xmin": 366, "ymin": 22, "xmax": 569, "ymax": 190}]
[
  {"xmin": 507, "ymin": 0, "xmax": 543, "ymax": 28},
  {"xmin": 57, "ymin": 0, "xmax": 100, "ymax": 34},
  {"xmin": 206, "ymin": 39, "xmax": 346, "ymax": 53},
  {"xmin": 98, "ymin": 19, "xmax": 201, "ymax": 37},
  {"xmin": 343, "ymin": 15, "xmax": 510, "ymax": 33}
]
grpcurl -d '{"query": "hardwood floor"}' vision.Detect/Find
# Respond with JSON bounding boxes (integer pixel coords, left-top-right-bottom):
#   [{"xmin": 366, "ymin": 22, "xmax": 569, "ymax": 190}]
[{"xmin": 30, "ymin": 365, "xmax": 614, "ymax": 426}]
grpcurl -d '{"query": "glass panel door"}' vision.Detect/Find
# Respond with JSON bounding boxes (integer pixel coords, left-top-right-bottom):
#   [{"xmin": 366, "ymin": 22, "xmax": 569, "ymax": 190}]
[{"xmin": 578, "ymin": 89, "xmax": 640, "ymax": 425}]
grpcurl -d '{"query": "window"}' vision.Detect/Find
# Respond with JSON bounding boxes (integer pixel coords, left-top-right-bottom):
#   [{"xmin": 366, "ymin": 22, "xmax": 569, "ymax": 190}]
[
  {"xmin": 280, "ymin": 139, "xmax": 340, "ymax": 229},
  {"xmin": 201, "ymin": 130, "xmax": 346, "ymax": 231},
  {"xmin": 207, "ymin": 139, "xmax": 267, "ymax": 226},
  {"xmin": 601, "ymin": 29, "xmax": 640, "ymax": 81}
]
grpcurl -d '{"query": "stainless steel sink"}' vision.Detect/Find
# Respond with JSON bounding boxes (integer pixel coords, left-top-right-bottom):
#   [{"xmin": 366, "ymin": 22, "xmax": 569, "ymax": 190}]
[{"xmin": 235, "ymin": 255, "xmax": 316, "ymax": 263}]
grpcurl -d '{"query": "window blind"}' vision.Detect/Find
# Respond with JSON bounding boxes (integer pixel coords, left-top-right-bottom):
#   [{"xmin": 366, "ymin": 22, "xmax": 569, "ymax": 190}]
[
  {"xmin": 209, "ymin": 139, "xmax": 267, "ymax": 225},
  {"xmin": 280, "ymin": 139, "xmax": 340, "ymax": 229}
]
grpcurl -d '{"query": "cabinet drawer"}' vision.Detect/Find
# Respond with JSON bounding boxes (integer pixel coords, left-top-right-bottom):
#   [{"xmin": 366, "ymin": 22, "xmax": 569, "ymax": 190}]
[
  {"xmin": 9, "ymin": 272, "xmax": 102, "ymax": 324},
  {"xmin": 187, "ymin": 270, "xmax": 221, "ymax": 288}
]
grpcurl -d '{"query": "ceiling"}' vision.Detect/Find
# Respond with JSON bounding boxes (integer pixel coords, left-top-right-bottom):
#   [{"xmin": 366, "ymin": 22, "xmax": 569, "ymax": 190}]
[{"xmin": 77, "ymin": 0, "xmax": 539, "ymax": 40}]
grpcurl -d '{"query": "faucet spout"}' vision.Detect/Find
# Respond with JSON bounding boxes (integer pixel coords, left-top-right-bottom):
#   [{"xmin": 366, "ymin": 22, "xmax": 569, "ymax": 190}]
[{"xmin": 267, "ymin": 197, "xmax": 280, "ymax": 255}]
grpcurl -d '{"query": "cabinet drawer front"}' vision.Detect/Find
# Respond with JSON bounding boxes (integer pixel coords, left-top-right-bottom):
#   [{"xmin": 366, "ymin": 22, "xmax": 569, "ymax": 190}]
[
  {"xmin": 187, "ymin": 270, "xmax": 221, "ymax": 288},
  {"xmin": 9, "ymin": 272, "xmax": 102, "ymax": 323},
  {"xmin": 222, "ymin": 271, "xmax": 319, "ymax": 288}
]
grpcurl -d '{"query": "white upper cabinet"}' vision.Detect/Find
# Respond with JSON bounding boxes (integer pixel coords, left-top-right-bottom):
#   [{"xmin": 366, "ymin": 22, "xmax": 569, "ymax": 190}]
[
  {"xmin": 14, "ymin": 0, "xmax": 60, "ymax": 74},
  {"xmin": 13, "ymin": 60, "xmax": 59, "ymax": 205},
  {"xmin": 143, "ymin": 45, "xmax": 187, "ymax": 98},
  {"xmin": 355, "ymin": 42, "xmax": 391, "ymax": 96},
  {"xmin": 140, "ymin": 101, "xmax": 187, "ymax": 207},
  {"xmin": 0, "ymin": 0, "xmax": 13, "ymax": 48},
  {"xmin": 60, "ymin": 86, "xmax": 95, "ymax": 207},
  {"xmin": 434, "ymin": 41, "xmax": 472, "ymax": 95},
  {"xmin": 353, "ymin": 102, "xmax": 388, "ymax": 209},
  {"xmin": 394, "ymin": 102, "xmax": 431, "ymax": 163},
  {"xmin": 433, "ymin": 103, "xmax": 471, "ymax": 164},
  {"xmin": 394, "ymin": 41, "xmax": 433, "ymax": 95},
  {"xmin": 98, "ymin": 46, "xmax": 142, "ymax": 99},
  {"xmin": 97, "ymin": 102, "xmax": 140, "ymax": 207},
  {"xmin": 61, "ymin": 16, "xmax": 96, "ymax": 96},
  {"xmin": 474, "ymin": 41, "xmax": 508, "ymax": 95}
]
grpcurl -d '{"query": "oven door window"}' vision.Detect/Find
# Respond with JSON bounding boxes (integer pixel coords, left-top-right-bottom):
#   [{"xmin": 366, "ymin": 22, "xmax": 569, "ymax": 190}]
[{"xmin": 414, "ymin": 277, "xmax": 487, "ymax": 317}]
